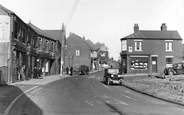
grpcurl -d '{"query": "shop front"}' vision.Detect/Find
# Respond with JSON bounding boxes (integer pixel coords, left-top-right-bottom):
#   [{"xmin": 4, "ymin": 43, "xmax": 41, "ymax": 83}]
[
  {"xmin": 121, "ymin": 54, "xmax": 151, "ymax": 74},
  {"xmin": 128, "ymin": 55, "xmax": 150, "ymax": 73}
]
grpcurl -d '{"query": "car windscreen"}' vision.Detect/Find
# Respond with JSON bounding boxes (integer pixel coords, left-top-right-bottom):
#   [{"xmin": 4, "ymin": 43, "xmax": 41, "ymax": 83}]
[{"xmin": 107, "ymin": 69, "xmax": 119, "ymax": 74}]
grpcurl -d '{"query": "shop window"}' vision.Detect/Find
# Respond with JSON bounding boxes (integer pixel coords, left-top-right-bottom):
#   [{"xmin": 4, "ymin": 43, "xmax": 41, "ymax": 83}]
[
  {"xmin": 166, "ymin": 57, "xmax": 173, "ymax": 67},
  {"xmin": 131, "ymin": 57, "xmax": 148, "ymax": 70}
]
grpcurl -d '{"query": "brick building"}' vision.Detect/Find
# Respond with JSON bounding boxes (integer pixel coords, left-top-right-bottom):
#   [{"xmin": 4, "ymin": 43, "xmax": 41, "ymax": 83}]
[
  {"xmin": 120, "ymin": 23, "xmax": 182, "ymax": 74},
  {"xmin": 0, "ymin": 5, "xmax": 61, "ymax": 84},
  {"xmin": 65, "ymin": 33, "xmax": 92, "ymax": 71}
]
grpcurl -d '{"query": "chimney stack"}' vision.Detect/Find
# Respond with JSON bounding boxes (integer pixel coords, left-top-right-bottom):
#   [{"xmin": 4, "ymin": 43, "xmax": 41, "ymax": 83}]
[
  {"xmin": 161, "ymin": 23, "xmax": 167, "ymax": 31},
  {"xmin": 134, "ymin": 23, "xmax": 139, "ymax": 33}
]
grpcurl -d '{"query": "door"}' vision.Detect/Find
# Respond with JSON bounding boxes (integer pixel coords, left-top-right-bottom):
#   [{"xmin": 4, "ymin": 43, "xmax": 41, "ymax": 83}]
[{"xmin": 152, "ymin": 57, "xmax": 157, "ymax": 73}]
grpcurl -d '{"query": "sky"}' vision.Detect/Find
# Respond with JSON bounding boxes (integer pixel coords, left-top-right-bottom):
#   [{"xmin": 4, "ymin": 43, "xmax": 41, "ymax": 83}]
[{"xmin": 1, "ymin": 0, "xmax": 184, "ymax": 60}]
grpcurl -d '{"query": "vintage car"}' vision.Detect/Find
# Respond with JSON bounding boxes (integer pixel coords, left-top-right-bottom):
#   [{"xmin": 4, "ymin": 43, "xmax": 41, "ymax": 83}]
[
  {"xmin": 78, "ymin": 65, "xmax": 89, "ymax": 75},
  {"xmin": 164, "ymin": 62, "xmax": 184, "ymax": 75},
  {"xmin": 103, "ymin": 68, "xmax": 123, "ymax": 85}
]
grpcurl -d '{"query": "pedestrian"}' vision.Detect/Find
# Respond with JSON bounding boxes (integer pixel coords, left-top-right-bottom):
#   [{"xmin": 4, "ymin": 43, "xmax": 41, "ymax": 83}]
[
  {"xmin": 66, "ymin": 66, "xmax": 69, "ymax": 75},
  {"xmin": 70, "ymin": 66, "xmax": 73, "ymax": 76},
  {"xmin": 39, "ymin": 67, "xmax": 42, "ymax": 78},
  {"xmin": 20, "ymin": 65, "xmax": 25, "ymax": 81},
  {"xmin": 17, "ymin": 66, "xmax": 20, "ymax": 81},
  {"xmin": 33, "ymin": 67, "xmax": 38, "ymax": 79},
  {"xmin": 86, "ymin": 66, "xmax": 89, "ymax": 74}
]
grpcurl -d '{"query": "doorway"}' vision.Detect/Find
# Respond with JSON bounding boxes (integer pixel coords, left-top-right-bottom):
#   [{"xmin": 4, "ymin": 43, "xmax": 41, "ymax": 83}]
[{"xmin": 152, "ymin": 57, "xmax": 157, "ymax": 73}]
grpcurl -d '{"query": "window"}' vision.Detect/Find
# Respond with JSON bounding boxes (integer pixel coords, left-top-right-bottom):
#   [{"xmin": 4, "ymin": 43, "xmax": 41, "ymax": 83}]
[
  {"xmin": 45, "ymin": 40, "xmax": 49, "ymax": 52},
  {"xmin": 135, "ymin": 41, "xmax": 142, "ymax": 51},
  {"xmin": 166, "ymin": 57, "xmax": 173, "ymax": 67},
  {"xmin": 165, "ymin": 41, "xmax": 173, "ymax": 51},
  {"xmin": 22, "ymin": 28, "xmax": 26, "ymax": 43},
  {"xmin": 51, "ymin": 42, "xmax": 55, "ymax": 53},
  {"xmin": 121, "ymin": 40, "xmax": 127, "ymax": 51},
  {"xmin": 76, "ymin": 50, "xmax": 80, "ymax": 56},
  {"xmin": 130, "ymin": 56, "xmax": 148, "ymax": 70},
  {"xmin": 39, "ymin": 37, "xmax": 42, "ymax": 50}
]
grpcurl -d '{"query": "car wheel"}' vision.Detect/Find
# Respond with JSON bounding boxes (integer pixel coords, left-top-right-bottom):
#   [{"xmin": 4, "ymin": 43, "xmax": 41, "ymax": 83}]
[
  {"xmin": 119, "ymin": 79, "xmax": 123, "ymax": 85},
  {"xmin": 168, "ymin": 71, "xmax": 174, "ymax": 75}
]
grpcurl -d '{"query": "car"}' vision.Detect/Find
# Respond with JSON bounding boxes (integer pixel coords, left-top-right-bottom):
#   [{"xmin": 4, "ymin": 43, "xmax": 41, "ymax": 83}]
[
  {"xmin": 164, "ymin": 62, "xmax": 184, "ymax": 75},
  {"xmin": 103, "ymin": 68, "xmax": 123, "ymax": 85},
  {"xmin": 78, "ymin": 65, "xmax": 89, "ymax": 75}
]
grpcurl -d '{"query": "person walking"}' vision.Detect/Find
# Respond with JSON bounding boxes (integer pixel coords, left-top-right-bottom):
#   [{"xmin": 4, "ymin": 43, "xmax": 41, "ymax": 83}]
[
  {"xmin": 39, "ymin": 67, "xmax": 42, "ymax": 78},
  {"xmin": 66, "ymin": 66, "xmax": 69, "ymax": 75},
  {"xmin": 70, "ymin": 66, "xmax": 73, "ymax": 76},
  {"xmin": 33, "ymin": 67, "xmax": 38, "ymax": 79},
  {"xmin": 20, "ymin": 65, "xmax": 26, "ymax": 81}
]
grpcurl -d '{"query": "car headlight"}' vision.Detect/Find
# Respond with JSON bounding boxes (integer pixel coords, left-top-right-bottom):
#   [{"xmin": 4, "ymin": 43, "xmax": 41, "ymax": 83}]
[{"xmin": 111, "ymin": 75, "xmax": 114, "ymax": 77}]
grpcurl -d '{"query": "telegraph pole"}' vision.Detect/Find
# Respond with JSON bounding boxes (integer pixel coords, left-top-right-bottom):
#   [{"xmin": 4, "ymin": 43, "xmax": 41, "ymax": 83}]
[{"xmin": 60, "ymin": 23, "xmax": 66, "ymax": 76}]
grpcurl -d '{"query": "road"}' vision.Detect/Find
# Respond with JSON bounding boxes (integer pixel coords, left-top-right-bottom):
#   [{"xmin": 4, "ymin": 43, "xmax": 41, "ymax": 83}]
[{"xmin": 8, "ymin": 71, "xmax": 184, "ymax": 115}]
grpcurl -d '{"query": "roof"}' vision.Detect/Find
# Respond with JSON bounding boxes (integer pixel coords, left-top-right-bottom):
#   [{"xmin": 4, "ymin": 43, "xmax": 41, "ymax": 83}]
[
  {"xmin": 43, "ymin": 30, "xmax": 63, "ymax": 43},
  {"xmin": 67, "ymin": 33, "xmax": 91, "ymax": 50},
  {"xmin": 86, "ymin": 39, "xmax": 98, "ymax": 51},
  {"xmin": 0, "ymin": 5, "xmax": 14, "ymax": 14},
  {"xmin": 121, "ymin": 30, "xmax": 182, "ymax": 40},
  {"xmin": 28, "ymin": 22, "xmax": 56, "ymax": 40}
]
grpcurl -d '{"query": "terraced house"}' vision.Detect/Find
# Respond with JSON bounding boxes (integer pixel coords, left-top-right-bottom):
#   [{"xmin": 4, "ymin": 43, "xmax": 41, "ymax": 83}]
[
  {"xmin": 120, "ymin": 23, "xmax": 182, "ymax": 74},
  {"xmin": 0, "ymin": 5, "xmax": 63, "ymax": 84}
]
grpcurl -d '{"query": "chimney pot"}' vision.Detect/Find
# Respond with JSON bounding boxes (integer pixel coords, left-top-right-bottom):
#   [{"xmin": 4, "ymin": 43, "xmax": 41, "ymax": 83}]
[
  {"xmin": 134, "ymin": 23, "xmax": 139, "ymax": 33},
  {"xmin": 161, "ymin": 23, "xmax": 167, "ymax": 31}
]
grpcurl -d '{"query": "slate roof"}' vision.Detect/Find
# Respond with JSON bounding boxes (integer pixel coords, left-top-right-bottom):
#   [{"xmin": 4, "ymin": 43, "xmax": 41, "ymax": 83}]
[
  {"xmin": 28, "ymin": 23, "xmax": 56, "ymax": 40},
  {"xmin": 121, "ymin": 30, "xmax": 182, "ymax": 40}
]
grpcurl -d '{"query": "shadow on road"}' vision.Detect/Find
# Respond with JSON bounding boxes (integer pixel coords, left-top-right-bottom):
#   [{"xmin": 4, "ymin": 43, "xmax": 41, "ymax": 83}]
[
  {"xmin": 0, "ymin": 84, "xmax": 43, "ymax": 115},
  {"xmin": 105, "ymin": 102, "xmax": 126, "ymax": 115}
]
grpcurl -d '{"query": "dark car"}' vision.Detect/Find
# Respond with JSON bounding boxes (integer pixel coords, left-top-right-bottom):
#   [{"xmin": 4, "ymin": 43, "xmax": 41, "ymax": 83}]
[
  {"xmin": 103, "ymin": 68, "xmax": 123, "ymax": 85},
  {"xmin": 164, "ymin": 62, "xmax": 184, "ymax": 75},
  {"xmin": 78, "ymin": 65, "xmax": 89, "ymax": 75}
]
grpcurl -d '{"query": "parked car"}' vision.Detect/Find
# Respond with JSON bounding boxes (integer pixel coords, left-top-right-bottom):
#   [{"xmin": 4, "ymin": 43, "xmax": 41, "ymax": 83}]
[
  {"xmin": 164, "ymin": 62, "xmax": 184, "ymax": 75},
  {"xmin": 103, "ymin": 68, "xmax": 123, "ymax": 85},
  {"xmin": 78, "ymin": 65, "xmax": 89, "ymax": 75}
]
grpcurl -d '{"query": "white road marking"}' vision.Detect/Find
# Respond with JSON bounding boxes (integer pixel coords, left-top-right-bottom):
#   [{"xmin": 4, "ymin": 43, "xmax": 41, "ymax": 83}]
[
  {"xmin": 113, "ymin": 99, "xmax": 128, "ymax": 106},
  {"xmin": 27, "ymin": 87, "xmax": 42, "ymax": 98},
  {"xmin": 121, "ymin": 94, "xmax": 137, "ymax": 101},
  {"xmin": 88, "ymin": 75, "xmax": 96, "ymax": 79},
  {"xmin": 102, "ymin": 94, "xmax": 110, "ymax": 99},
  {"xmin": 102, "ymin": 84, "xmax": 113, "ymax": 90},
  {"xmin": 124, "ymin": 90, "xmax": 130, "ymax": 93},
  {"xmin": 85, "ymin": 101, "xmax": 94, "ymax": 106},
  {"xmin": 4, "ymin": 86, "xmax": 39, "ymax": 115}
]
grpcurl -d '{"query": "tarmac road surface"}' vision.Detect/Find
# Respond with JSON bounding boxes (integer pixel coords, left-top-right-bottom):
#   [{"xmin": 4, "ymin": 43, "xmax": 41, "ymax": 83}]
[{"xmin": 7, "ymin": 71, "xmax": 184, "ymax": 115}]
